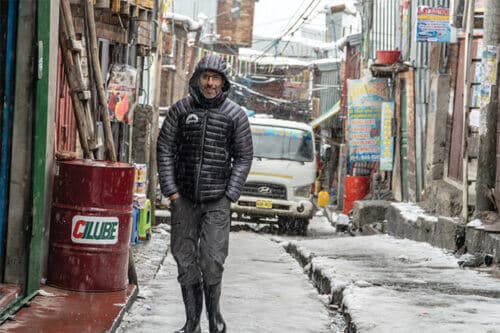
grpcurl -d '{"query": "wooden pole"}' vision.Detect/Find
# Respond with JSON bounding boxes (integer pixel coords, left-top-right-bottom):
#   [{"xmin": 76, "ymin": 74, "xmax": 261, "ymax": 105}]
[
  {"xmin": 147, "ymin": 7, "xmax": 164, "ymax": 225},
  {"xmin": 59, "ymin": 12, "xmax": 92, "ymax": 158},
  {"xmin": 476, "ymin": 0, "xmax": 500, "ymax": 211},
  {"xmin": 462, "ymin": 0, "xmax": 475, "ymax": 222},
  {"xmin": 60, "ymin": 0, "xmax": 87, "ymax": 96},
  {"xmin": 60, "ymin": 0, "xmax": 97, "ymax": 155},
  {"xmin": 185, "ymin": 28, "xmax": 202, "ymax": 96},
  {"xmin": 83, "ymin": 0, "xmax": 117, "ymax": 161}
]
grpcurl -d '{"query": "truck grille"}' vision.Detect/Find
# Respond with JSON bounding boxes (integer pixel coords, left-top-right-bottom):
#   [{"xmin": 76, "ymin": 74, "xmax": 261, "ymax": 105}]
[{"xmin": 241, "ymin": 182, "xmax": 287, "ymax": 200}]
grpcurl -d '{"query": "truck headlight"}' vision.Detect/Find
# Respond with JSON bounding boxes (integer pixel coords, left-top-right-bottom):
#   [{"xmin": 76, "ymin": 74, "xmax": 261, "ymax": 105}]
[{"xmin": 293, "ymin": 184, "xmax": 312, "ymax": 198}]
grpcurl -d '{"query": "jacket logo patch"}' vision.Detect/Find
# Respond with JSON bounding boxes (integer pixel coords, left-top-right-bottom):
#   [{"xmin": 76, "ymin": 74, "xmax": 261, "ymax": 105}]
[{"xmin": 186, "ymin": 114, "xmax": 199, "ymax": 124}]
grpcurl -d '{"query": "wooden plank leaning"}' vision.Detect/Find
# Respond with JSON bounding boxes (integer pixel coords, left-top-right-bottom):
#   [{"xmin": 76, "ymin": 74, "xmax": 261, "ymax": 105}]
[
  {"xmin": 60, "ymin": 0, "xmax": 96, "ymax": 145},
  {"xmin": 59, "ymin": 7, "xmax": 93, "ymax": 158},
  {"xmin": 83, "ymin": 0, "xmax": 117, "ymax": 161}
]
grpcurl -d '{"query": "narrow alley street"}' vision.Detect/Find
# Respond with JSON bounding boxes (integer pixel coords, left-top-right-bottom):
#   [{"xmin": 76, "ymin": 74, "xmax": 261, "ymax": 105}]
[
  {"xmin": 117, "ymin": 210, "xmax": 500, "ymax": 333},
  {"xmin": 117, "ymin": 215, "xmax": 344, "ymax": 332},
  {"xmin": 4, "ymin": 1, "xmax": 500, "ymax": 332}
]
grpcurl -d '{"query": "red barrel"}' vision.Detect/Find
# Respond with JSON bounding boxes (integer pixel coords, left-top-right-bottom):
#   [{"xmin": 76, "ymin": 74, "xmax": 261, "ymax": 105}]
[
  {"xmin": 342, "ymin": 176, "xmax": 370, "ymax": 214},
  {"xmin": 47, "ymin": 159, "xmax": 135, "ymax": 292}
]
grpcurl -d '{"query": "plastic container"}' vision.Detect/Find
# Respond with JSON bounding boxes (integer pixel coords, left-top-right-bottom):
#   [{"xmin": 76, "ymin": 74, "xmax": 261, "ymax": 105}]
[
  {"xmin": 376, "ymin": 50, "xmax": 401, "ymax": 65},
  {"xmin": 47, "ymin": 159, "xmax": 134, "ymax": 291},
  {"xmin": 342, "ymin": 175, "xmax": 370, "ymax": 214},
  {"xmin": 317, "ymin": 190, "xmax": 330, "ymax": 208},
  {"xmin": 130, "ymin": 207, "xmax": 139, "ymax": 246},
  {"xmin": 138, "ymin": 199, "xmax": 152, "ymax": 241}
]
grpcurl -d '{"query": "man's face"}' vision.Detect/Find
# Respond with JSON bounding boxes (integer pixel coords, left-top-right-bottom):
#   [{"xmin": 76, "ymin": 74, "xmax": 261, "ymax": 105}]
[{"xmin": 198, "ymin": 70, "xmax": 224, "ymax": 99}]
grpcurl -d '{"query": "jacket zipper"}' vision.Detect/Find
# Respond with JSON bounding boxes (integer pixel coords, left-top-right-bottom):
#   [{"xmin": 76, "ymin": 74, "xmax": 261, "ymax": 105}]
[{"xmin": 195, "ymin": 111, "xmax": 208, "ymax": 202}]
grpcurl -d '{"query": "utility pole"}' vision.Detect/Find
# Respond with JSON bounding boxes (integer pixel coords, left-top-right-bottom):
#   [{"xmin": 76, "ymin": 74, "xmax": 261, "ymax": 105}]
[
  {"xmin": 461, "ymin": 0, "xmax": 474, "ymax": 222},
  {"xmin": 147, "ymin": 4, "xmax": 163, "ymax": 225},
  {"xmin": 361, "ymin": 0, "xmax": 372, "ymax": 65},
  {"xmin": 476, "ymin": 0, "xmax": 500, "ymax": 212}
]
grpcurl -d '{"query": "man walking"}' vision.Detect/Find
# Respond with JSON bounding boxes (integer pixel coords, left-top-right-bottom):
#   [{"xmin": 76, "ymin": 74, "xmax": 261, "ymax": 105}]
[{"xmin": 157, "ymin": 54, "xmax": 253, "ymax": 333}]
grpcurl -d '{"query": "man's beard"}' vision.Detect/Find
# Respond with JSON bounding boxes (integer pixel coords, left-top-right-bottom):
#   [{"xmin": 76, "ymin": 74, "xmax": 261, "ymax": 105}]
[{"xmin": 201, "ymin": 88, "xmax": 222, "ymax": 99}]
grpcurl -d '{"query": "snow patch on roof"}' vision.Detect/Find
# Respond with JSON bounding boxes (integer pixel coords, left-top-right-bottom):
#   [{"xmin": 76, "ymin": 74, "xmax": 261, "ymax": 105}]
[
  {"xmin": 163, "ymin": 13, "xmax": 201, "ymax": 31},
  {"xmin": 467, "ymin": 219, "xmax": 484, "ymax": 228},
  {"xmin": 239, "ymin": 48, "xmax": 341, "ymax": 68},
  {"xmin": 250, "ymin": 117, "xmax": 314, "ymax": 131}
]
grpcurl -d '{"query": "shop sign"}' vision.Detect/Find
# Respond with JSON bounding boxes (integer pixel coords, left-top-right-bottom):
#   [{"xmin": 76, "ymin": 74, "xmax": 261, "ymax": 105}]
[
  {"xmin": 107, "ymin": 64, "xmax": 137, "ymax": 123},
  {"xmin": 347, "ymin": 79, "xmax": 389, "ymax": 162},
  {"xmin": 71, "ymin": 215, "xmax": 119, "ymax": 245},
  {"xmin": 417, "ymin": 6, "xmax": 450, "ymax": 43},
  {"xmin": 380, "ymin": 102, "xmax": 394, "ymax": 171}
]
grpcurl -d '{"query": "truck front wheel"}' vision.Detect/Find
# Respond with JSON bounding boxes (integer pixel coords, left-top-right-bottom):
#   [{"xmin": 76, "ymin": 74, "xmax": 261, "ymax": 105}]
[{"xmin": 278, "ymin": 217, "xmax": 309, "ymax": 236}]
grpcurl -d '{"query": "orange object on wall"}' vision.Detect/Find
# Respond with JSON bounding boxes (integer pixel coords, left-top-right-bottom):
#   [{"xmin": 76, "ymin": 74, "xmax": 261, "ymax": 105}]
[
  {"xmin": 342, "ymin": 176, "xmax": 370, "ymax": 214},
  {"xmin": 376, "ymin": 50, "xmax": 401, "ymax": 65}
]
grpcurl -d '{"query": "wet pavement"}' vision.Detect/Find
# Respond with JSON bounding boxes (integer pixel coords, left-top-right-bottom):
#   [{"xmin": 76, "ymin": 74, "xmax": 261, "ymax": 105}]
[{"xmin": 0, "ymin": 285, "xmax": 136, "ymax": 333}]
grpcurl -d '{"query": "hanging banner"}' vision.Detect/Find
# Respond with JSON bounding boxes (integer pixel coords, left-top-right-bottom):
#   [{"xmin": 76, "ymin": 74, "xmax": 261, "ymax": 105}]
[
  {"xmin": 161, "ymin": 0, "xmax": 171, "ymax": 16},
  {"xmin": 380, "ymin": 102, "xmax": 394, "ymax": 171},
  {"xmin": 347, "ymin": 79, "xmax": 389, "ymax": 162},
  {"xmin": 417, "ymin": 6, "xmax": 450, "ymax": 43},
  {"xmin": 475, "ymin": 0, "xmax": 485, "ymax": 12},
  {"xmin": 476, "ymin": 45, "xmax": 498, "ymax": 107},
  {"xmin": 107, "ymin": 64, "xmax": 137, "ymax": 123}
]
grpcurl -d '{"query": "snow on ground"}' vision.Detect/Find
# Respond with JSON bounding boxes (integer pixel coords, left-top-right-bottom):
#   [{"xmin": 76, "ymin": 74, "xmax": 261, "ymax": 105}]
[
  {"xmin": 343, "ymin": 286, "xmax": 500, "ymax": 333},
  {"xmin": 288, "ymin": 234, "xmax": 500, "ymax": 332},
  {"xmin": 118, "ymin": 231, "xmax": 338, "ymax": 332},
  {"xmin": 131, "ymin": 224, "xmax": 171, "ymax": 284},
  {"xmin": 391, "ymin": 202, "xmax": 439, "ymax": 223},
  {"xmin": 307, "ymin": 214, "xmax": 337, "ymax": 237},
  {"xmin": 467, "ymin": 219, "xmax": 483, "ymax": 228}
]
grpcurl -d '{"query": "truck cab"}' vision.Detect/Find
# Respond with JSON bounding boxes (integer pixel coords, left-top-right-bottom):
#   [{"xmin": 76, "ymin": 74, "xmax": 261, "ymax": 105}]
[{"xmin": 231, "ymin": 117, "xmax": 317, "ymax": 234}]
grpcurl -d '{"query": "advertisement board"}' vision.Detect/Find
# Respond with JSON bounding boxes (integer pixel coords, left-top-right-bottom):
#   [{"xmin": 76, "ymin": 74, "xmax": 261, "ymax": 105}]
[
  {"xmin": 380, "ymin": 102, "xmax": 394, "ymax": 171},
  {"xmin": 347, "ymin": 79, "xmax": 389, "ymax": 162},
  {"xmin": 417, "ymin": 6, "xmax": 450, "ymax": 43}
]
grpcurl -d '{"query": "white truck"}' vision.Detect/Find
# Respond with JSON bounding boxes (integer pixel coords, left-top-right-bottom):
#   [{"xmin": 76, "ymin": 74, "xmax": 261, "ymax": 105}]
[{"xmin": 231, "ymin": 116, "xmax": 317, "ymax": 234}]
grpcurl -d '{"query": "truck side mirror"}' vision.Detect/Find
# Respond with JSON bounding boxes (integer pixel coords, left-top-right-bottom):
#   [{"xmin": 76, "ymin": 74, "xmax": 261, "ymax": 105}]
[{"xmin": 321, "ymin": 144, "xmax": 331, "ymax": 162}]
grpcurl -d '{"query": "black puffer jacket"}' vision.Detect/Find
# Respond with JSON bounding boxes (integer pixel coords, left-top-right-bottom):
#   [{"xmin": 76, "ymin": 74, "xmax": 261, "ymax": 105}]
[{"xmin": 157, "ymin": 55, "xmax": 253, "ymax": 203}]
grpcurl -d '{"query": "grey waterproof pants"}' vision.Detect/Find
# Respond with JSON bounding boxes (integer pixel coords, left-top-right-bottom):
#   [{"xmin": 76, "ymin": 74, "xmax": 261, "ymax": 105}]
[{"xmin": 170, "ymin": 195, "xmax": 231, "ymax": 286}]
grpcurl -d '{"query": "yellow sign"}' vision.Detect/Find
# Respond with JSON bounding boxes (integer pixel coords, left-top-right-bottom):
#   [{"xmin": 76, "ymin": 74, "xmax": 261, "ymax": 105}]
[{"xmin": 161, "ymin": 0, "xmax": 171, "ymax": 16}]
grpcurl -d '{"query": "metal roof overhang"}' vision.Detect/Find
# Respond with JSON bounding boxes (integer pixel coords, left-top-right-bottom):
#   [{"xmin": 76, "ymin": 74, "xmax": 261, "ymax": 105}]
[{"xmin": 309, "ymin": 100, "xmax": 341, "ymax": 129}]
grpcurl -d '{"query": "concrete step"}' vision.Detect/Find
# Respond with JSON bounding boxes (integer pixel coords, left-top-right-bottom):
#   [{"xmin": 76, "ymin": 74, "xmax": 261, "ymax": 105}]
[{"xmin": 284, "ymin": 235, "xmax": 500, "ymax": 332}]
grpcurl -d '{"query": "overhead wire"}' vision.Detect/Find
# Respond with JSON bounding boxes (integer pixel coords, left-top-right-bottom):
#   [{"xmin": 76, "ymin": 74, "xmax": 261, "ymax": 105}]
[
  {"xmin": 253, "ymin": 0, "xmax": 311, "ymax": 57},
  {"xmin": 278, "ymin": 1, "xmax": 324, "ymax": 56},
  {"xmin": 253, "ymin": 0, "xmax": 319, "ymax": 61},
  {"xmin": 278, "ymin": 0, "xmax": 319, "ymax": 42},
  {"xmin": 280, "ymin": 0, "xmax": 313, "ymax": 36}
]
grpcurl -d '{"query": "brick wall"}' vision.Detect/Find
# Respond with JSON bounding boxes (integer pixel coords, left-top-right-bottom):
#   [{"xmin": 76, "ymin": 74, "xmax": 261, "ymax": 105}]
[{"xmin": 216, "ymin": 0, "xmax": 254, "ymax": 47}]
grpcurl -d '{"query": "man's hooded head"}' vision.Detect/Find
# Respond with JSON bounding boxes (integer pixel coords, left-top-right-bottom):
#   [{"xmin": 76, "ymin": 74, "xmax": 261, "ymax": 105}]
[{"xmin": 189, "ymin": 54, "xmax": 231, "ymax": 108}]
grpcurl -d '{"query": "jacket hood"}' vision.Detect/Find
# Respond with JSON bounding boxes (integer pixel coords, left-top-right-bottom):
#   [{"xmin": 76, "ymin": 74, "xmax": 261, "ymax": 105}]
[{"xmin": 189, "ymin": 54, "xmax": 231, "ymax": 108}]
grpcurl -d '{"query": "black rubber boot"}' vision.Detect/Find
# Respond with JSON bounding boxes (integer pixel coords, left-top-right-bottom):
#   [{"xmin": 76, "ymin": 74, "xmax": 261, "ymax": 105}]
[
  {"xmin": 175, "ymin": 282, "xmax": 203, "ymax": 333},
  {"xmin": 204, "ymin": 282, "xmax": 226, "ymax": 333}
]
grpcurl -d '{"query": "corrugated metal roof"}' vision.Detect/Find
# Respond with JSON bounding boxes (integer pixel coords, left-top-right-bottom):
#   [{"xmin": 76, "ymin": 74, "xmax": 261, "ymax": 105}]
[
  {"xmin": 346, "ymin": 33, "xmax": 362, "ymax": 46},
  {"xmin": 369, "ymin": 0, "xmax": 398, "ymax": 59},
  {"xmin": 312, "ymin": 58, "xmax": 341, "ymax": 71}
]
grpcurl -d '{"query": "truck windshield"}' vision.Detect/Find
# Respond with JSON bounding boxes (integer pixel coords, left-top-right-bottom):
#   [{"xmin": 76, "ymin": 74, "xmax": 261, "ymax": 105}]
[{"xmin": 251, "ymin": 125, "xmax": 314, "ymax": 162}]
